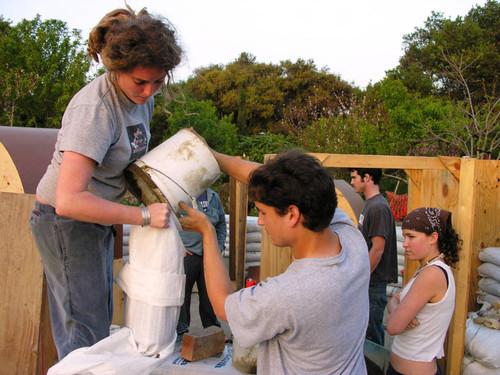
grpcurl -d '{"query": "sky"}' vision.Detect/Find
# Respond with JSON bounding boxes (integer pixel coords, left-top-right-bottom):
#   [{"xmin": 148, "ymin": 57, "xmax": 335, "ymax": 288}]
[{"xmin": 0, "ymin": 0, "xmax": 487, "ymax": 88}]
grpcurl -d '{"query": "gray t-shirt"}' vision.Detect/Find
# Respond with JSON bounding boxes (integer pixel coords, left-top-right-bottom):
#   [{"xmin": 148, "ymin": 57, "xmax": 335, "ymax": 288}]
[
  {"xmin": 225, "ymin": 209, "xmax": 370, "ymax": 375},
  {"xmin": 37, "ymin": 72, "xmax": 153, "ymax": 206}
]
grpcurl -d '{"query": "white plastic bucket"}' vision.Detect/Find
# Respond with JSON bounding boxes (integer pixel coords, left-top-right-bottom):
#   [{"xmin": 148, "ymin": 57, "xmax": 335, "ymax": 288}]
[{"xmin": 125, "ymin": 129, "xmax": 220, "ymax": 216}]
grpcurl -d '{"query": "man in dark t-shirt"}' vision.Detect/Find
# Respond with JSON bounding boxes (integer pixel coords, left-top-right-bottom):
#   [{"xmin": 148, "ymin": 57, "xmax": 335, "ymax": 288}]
[{"xmin": 350, "ymin": 168, "xmax": 398, "ymax": 346}]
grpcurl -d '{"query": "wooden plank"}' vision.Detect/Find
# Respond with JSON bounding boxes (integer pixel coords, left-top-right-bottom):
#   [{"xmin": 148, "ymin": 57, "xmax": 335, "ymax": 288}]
[
  {"xmin": 437, "ymin": 156, "xmax": 461, "ymax": 182},
  {"xmin": 404, "ymin": 170, "xmax": 422, "ymax": 284},
  {"xmin": 229, "ymin": 156, "xmax": 249, "ymax": 290},
  {"xmin": 259, "ymin": 228, "xmax": 292, "ymax": 280},
  {"xmin": 37, "ymin": 279, "xmax": 58, "ymax": 375},
  {"xmin": 235, "ymin": 178, "xmax": 248, "ymax": 290},
  {"xmin": 307, "ymin": 153, "xmax": 448, "ymax": 170},
  {"xmin": 0, "ymin": 193, "xmax": 44, "ymax": 374},
  {"xmin": 469, "ymin": 160, "xmax": 500, "ymax": 311},
  {"xmin": 0, "ymin": 141, "xmax": 24, "ymax": 193},
  {"xmin": 446, "ymin": 158, "xmax": 476, "ymax": 375},
  {"xmin": 112, "ymin": 259, "xmax": 125, "ymax": 327}
]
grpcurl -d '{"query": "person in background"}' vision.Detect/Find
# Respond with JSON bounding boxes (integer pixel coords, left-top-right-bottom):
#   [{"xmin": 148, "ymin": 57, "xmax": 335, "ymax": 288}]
[
  {"xmin": 29, "ymin": 5, "xmax": 182, "ymax": 359},
  {"xmin": 386, "ymin": 207, "xmax": 460, "ymax": 375},
  {"xmin": 176, "ymin": 188, "xmax": 227, "ymax": 336},
  {"xmin": 350, "ymin": 168, "xmax": 398, "ymax": 346},
  {"xmin": 179, "ymin": 148, "xmax": 370, "ymax": 374}
]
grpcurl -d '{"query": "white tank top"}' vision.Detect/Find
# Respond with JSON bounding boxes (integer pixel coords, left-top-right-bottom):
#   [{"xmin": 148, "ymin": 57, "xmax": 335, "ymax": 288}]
[{"xmin": 391, "ymin": 260, "xmax": 456, "ymax": 362}]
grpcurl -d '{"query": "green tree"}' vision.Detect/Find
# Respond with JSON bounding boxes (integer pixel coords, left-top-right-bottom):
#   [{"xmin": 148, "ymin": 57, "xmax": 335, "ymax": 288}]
[
  {"xmin": 163, "ymin": 89, "xmax": 239, "ymax": 156},
  {"xmin": 391, "ymin": 0, "xmax": 499, "ymax": 104},
  {"xmin": 238, "ymin": 133, "xmax": 296, "ymax": 163},
  {"xmin": 187, "ymin": 53, "xmax": 355, "ymax": 135},
  {"xmin": 0, "ymin": 15, "xmax": 90, "ymax": 127}
]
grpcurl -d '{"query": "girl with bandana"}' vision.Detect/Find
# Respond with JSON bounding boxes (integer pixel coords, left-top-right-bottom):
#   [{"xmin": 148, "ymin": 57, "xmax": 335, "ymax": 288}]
[{"xmin": 386, "ymin": 207, "xmax": 460, "ymax": 375}]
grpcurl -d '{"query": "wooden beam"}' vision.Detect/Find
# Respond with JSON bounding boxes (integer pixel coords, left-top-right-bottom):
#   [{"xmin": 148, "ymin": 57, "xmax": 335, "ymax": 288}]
[
  {"xmin": 229, "ymin": 157, "xmax": 249, "ymax": 290},
  {"xmin": 308, "ymin": 154, "xmax": 450, "ymax": 170},
  {"xmin": 446, "ymin": 158, "xmax": 476, "ymax": 375},
  {"xmin": 437, "ymin": 156, "xmax": 461, "ymax": 182}
]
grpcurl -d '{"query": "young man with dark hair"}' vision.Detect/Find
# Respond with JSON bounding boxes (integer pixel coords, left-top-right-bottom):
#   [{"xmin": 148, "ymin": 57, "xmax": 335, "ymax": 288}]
[
  {"xmin": 180, "ymin": 149, "xmax": 370, "ymax": 374},
  {"xmin": 350, "ymin": 168, "xmax": 398, "ymax": 347}
]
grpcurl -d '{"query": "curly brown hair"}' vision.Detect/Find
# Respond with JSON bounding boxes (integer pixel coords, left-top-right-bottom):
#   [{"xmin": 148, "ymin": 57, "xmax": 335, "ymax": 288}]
[{"xmin": 88, "ymin": 5, "xmax": 182, "ymax": 81}]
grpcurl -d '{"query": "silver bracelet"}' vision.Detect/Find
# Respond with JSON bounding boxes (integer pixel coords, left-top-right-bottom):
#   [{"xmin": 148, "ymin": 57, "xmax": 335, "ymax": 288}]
[{"xmin": 141, "ymin": 205, "xmax": 151, "ymax": 226}]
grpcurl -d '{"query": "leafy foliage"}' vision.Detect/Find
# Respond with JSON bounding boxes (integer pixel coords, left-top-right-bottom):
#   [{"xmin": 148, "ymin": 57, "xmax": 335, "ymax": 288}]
[
  {"xmin": 391, "ymin": 0, "xmax": 499, "ymax": 105},
  {"xmin": 187, "ymin": 53, "xmax": 355, "ymax": 135},
  {"xmin": 0, "ymin": 15, "xmax": 90, "ymax": 128}
]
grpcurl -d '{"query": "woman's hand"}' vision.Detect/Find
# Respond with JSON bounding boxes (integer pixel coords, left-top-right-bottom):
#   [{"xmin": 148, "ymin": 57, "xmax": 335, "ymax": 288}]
[
  {"xmin": 148, "ymin": 203, "xmax": 171, "ymax": 228},
  {"xmin": 406, "ymin": 318, "xmax": 420, "ymax": 330}
]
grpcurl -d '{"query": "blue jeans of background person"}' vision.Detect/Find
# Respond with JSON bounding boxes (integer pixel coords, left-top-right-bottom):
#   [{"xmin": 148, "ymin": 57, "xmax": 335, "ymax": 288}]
[
  {"xmin": 30, "ymin": 201, "xmax": 114, "ymax": 360},
  {"xmin": 366, "ymin": 283, "xmax": 387, "ymax": 346}
]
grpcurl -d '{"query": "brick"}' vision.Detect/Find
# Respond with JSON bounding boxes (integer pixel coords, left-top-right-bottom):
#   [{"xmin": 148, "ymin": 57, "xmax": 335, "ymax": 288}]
[{"xmin": 180, "ymin": 326, "xmax": 225, "ymax": 362}]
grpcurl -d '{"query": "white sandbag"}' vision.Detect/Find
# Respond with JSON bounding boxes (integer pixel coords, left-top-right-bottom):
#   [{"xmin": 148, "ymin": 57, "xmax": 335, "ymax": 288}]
[
  {"xmin": 479, "ymin": 248, "xmax": 500, "ymax": 267},
  {"xmin": 124, "ymin": 300, "xmax": 179, "ymax": 356},
  {"xmin": 479, "ymin": 263, "xmax": 500, "ymax": 283},
  {"xmin": 245, "ymin": 243, "xmax": 261, "ymax": 252},
  {"xmin": 478, "ymin": 278, "xmax": 500, "ymax": 298},
  {"xmin": 397, "ymin": 243, "xmax": 405, "ymax": 256},
  {"xmin": 465, "ymin": 319, "xmax": 500, "ymax": 369},
  {"xmin": 247, "ymin": 222, "xmax": 262, "ymax": 233},
  {"xmin": 47, "ymin": 328, "xmax": 170, "ymax": 375},
  {"xmin": 462, "ymin": 354, "xmax": 500, "ymax": 375},
  {"xmin": 477, "ymin": 292, "xmax": 500, "ymax": 306},
  {"xmin": 395, "ymin": 226, "xmax": 403, "ymax": 242},
  {"xmin": 246, "ymin": 232, "xmax": 261, "ymax": 243},
  {"xmin": 126, "ymin": 222, "xmax": 184, "ymax": 273},
  {"xmin": 115, "ymin": 218, "xmax": 185, "ymax": 357},
  {"xmin": 245, "ymin": 251, "xmax": 261, "ymax": 262},
  {"xmin": 397, "ymin": 254, "xmax": 405, "ymax": 267}
]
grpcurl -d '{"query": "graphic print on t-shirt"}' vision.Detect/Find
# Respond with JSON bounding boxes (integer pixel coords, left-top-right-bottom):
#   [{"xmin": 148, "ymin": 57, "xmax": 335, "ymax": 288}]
[{"xmin": 127, "ymin": 124, "xmax": 148, "ymax": 160}]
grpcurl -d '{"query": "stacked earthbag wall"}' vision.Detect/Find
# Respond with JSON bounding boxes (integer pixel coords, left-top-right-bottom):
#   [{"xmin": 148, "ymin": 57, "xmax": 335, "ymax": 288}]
[
  {"xmin": 462, "ymin": 247, "xmax": 500, "ymax": 374},
  {"xmin": 223, "ymin": 215, "xmax": 261, "ymax": 276}
]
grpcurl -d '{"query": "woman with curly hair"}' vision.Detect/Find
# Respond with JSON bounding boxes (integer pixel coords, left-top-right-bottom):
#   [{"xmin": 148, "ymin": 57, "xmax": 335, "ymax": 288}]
[
  {"xmin": 386, "ymin": 207, "xmax": 460, "ymax": 374},
  {"xmin": 29, "ymin": 5, "xmax": 182, "ymax": 360}
]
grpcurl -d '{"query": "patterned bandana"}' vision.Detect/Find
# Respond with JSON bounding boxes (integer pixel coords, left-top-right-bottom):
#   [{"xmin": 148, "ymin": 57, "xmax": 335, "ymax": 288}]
[{"xmin": 402, "ymin": 207, "xmax": 451, "ymax": 234}]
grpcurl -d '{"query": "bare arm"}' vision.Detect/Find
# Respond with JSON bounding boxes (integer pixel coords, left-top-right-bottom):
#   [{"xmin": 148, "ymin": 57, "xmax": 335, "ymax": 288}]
[
  {"xmin": 369, "ymin": 236, "xmax": 386, "ymax": 273},
  {"xmin": 178, "ymin": 201, "xmax": 233, "ymax": 321},
  {"xmin": 211, "ymin": 150, "xmax": 261, "ymax": 185},
  {"xmin": 386, "ymin": 266, "xmax": 447, "ymax": 335},
  {"xmin": 55, "ymin": 151, "xmax": 171, "ymax": 227}
]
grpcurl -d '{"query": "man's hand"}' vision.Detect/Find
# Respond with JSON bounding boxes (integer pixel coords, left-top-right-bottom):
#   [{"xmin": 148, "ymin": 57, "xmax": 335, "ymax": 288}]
[{"xmin": 178, "ymin": 201, "xmax": 211, "ymax": 235}]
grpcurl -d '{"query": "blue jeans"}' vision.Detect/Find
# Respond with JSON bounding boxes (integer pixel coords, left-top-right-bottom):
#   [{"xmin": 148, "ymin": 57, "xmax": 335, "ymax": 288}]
[
  {"xmin": 366, "ymin": 283, "xmax": 387, "ymax": 346},
  {"xmin": 30, "ymin": 201, "xmax": 114, "ymax": 360}
]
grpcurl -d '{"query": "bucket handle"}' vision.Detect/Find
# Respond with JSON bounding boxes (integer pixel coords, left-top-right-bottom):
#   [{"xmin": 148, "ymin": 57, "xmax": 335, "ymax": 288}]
[{"xmin": 137, "ymin": 160, "xmax": 198, "ymax": 212}]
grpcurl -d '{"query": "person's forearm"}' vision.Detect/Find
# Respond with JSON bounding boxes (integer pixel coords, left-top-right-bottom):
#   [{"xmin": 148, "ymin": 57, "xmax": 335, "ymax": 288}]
[
  {"xmin": 202, "ymin": 224, "xmax": 234, "ymax": 321},
  {"xmin": 212, "ymin": 150, "xmax": 260, "ymax": 184}
]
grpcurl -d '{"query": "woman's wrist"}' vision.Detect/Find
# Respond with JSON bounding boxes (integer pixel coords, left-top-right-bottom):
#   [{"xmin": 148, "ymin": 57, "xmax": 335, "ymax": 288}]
[{"xmin": 140, "ymin": 205, "xmax": 151, "ymax": 226}]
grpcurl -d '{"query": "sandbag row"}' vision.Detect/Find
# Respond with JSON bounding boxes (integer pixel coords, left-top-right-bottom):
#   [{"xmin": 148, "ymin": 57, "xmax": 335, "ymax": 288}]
[
  {"xmin": 461, "ymin": 247, "xmax": 500, "ymax": 372},
  {"xmin": 477, "ymin": 247, "xmax": 500, "ymax": 306},
  {"xmin": 462, "ymin": 314, "xmax": 500, "ymax": 373},
  {"xmin": 386, "ymin": 226, "xmax": 404, "ymax": 298},
  {"xmin": 222, "ymin": 215, "xmax": 262, "ymax": 275}
]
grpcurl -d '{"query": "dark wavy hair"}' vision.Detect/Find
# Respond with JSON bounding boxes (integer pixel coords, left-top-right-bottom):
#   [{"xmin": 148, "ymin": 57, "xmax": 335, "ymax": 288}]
[
  {"xmin": 437, "ymin": 218, "xmax": 461, "ymax": 266},
  {"xmin": 87, "ymin": 5, "xmax": 182, "ymax": 80},
  {"xmin": 248, "ymin": 149, "xmax": 337, "ymax": 232}
]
